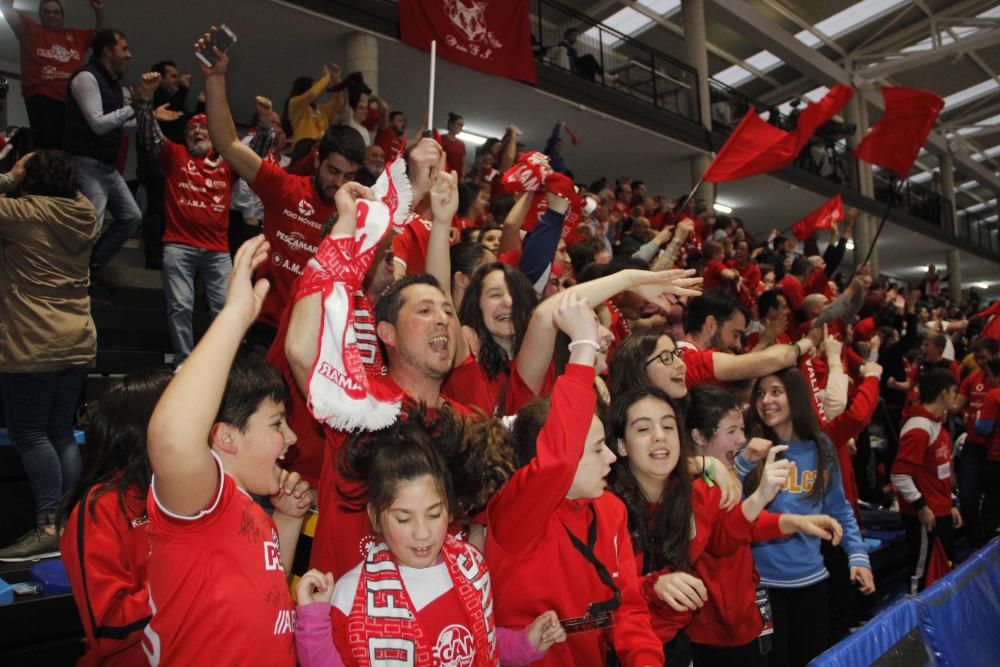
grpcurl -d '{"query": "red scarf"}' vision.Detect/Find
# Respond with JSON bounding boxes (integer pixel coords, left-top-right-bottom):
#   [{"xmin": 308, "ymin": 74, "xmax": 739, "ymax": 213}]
[{"xmin": 349, "ymin": 536, "xmax": 498, "ymax": 667}]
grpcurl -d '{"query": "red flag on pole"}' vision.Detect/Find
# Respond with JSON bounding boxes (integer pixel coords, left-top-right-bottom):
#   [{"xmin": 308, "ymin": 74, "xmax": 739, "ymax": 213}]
[
  {"xmin": 792, "ymin": 194, "xmax": 844, "ymax": 241},
  {"xmin": 399, "ymin": 0, "xmax": 537, "ymax": 84},
  {"xmin": 853, "ymin": 87, "xmax": 944, "ymax": 179},
  {"xmin": 704, "ymin": 84, "xmax": 854, "ymax": 183}
]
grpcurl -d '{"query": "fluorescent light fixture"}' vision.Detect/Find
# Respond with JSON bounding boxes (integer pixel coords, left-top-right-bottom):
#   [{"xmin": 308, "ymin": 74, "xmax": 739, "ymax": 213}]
[
  {"xmin": 977, "ymin": 282, "xmax": 990, "ymax": 289},
  {"xmin": 944, "ymin": 79, "xmax": 1000, "ymax": 110},
  {"xmin": 909, "ymin": 171, "xmax": 933, "ymax": 184},
  {"xmin": 713, "ymin": 202, "xmax": 733, "ymax": 214},
  {"xmin": 846, "ymin": 240, "xmax": 855, "ymax": 250},
  {"xmin": 959, "ymin": 180, "xmax": 979, "ymax": 190},
  {"xmin": 455, "ymin": 131, "xmax": 488, "ymax": 146},
  {"xmin": 582, "ymin": 0, "xmax": 680, "ymax": 45}
]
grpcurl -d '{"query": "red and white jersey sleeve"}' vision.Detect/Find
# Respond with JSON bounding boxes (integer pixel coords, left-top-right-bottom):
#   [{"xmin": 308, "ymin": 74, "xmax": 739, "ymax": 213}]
[{"xmin": 143, "ymin": 454, "xmax": 296, "ymax": 666}]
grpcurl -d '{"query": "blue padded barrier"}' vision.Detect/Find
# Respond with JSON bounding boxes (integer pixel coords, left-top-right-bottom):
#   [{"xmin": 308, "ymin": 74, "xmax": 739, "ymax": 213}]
[
  {"xmin": 811, "ymin": 538, "xmax": 1000, "ymax": 667},
  {"xmin": 810, "ymin": 596, "xmax": 928, "ymax": 667},
  {"xmin": 917, "ymin": 539, "xmax": 1000, "ymax": 667}
]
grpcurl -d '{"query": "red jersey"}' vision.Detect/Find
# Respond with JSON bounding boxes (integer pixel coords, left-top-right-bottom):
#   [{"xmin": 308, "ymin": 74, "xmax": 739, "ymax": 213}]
[
  {"xmin": 824, "ymin": 375, "xmax": 881, "ymax": 509},
  {"xmin": 892, "ymin": 405, "xmax": 954, "ymax": 517},
  {"xmin": 144, "ymin": 456, "xmax": 296, "ymax": 666},
  {"xmin": 980, "ymin": 388, "xmax": 1000, "ymax": 462},
  {"xmin": 250, "ymin": 160, "xmax": 336, "ymax": 327},
  {"xmin": 160, "ymin": 141, "xmax": 233, "ymax": 252},
  {"xmin": 60, "ymin": 483, "xmax": 151, "ymax": 667},
  {"xmin": 441, "ymin": 353, "xmax": 549, "ymax": 417},
  {"xmin": 486, "ymin": 365, "xmax": 664, "ymax": 667},
  {"xmin": 18, "ymin": 17, "xmax": 93, "ymax": 99},
  {"xmin": 676, "ymin": 341, "xmax": 724, "ymax": 388},
  {"xmin": 392, "ymin": 215, "xmax": 433, "ymax": 276},
  {"xmin": 310, "ymin": 382, "xmax": 472, "ymax": 579},
  {"xmin": 960, "ymin": 370, "xmax": 992, "ymax": 447}
]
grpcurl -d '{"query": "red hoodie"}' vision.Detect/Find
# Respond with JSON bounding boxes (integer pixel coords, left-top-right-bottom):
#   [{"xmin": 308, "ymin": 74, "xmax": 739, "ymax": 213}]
[
  {"xmin": 892, "ymin": 404, "xmax": 953, "ymax": 517},
  {"xmin": 486, "ymin": 364, "xmax": 664, "ymax": 667},
  {"xmin": 637, "ymin": 481, "xmax": 784, "ymax": 644}
]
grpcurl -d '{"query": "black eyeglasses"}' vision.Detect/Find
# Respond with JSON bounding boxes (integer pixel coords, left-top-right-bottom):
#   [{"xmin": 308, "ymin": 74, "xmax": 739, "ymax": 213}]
[{"xmin": 645, "ymin": 349, "xmax": 677, "ymax": 368}]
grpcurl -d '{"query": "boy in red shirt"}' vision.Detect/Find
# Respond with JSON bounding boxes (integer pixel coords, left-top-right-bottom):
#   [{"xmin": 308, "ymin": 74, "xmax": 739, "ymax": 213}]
[
  {"xmin": 974, "ymin": 358, "xmax": 1000, "ymax": 540},
  {"xmin": 891, "ymin": 367, "xmax": 961, "ymax": 593},
  {"xmin": 956, "ymin": 338, "xmax": 999, "ymax": 547},
  {"xmin": 143, "ymin": 237, "xmax": 312, "ymax": 666}
]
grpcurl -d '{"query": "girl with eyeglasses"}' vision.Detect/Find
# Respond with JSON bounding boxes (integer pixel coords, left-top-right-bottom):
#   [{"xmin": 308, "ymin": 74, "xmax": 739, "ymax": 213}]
[{"xmin": 609, "ymin": 333, "xmax": 688, "ymax": 401}]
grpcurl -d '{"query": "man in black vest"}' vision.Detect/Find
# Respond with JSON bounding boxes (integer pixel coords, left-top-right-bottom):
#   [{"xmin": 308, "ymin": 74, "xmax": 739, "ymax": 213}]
[{"xmin": 64, "ymin": 28, "xmax": 142, "ymax": 274}]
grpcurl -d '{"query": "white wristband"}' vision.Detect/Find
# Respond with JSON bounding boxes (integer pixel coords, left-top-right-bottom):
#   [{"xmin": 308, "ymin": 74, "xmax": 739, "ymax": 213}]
[{"xmin": 568, "ymin": 339, "xmax": 601, "ymax": 352}]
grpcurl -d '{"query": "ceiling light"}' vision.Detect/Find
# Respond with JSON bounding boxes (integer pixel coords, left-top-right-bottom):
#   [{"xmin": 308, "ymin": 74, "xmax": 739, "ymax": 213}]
[
  {"xmin": 977, "ymin": 282, "xmax": 990, "ymax": 289},
  {"xmin": 713, "ymin": 202, "xmax": 733, "ymax": 214},
  {"xmin": 455, "ymin": 131, "xmax": 488, "ymax": 146},
  {"xmin": 846, "ymin": 240, "xmax": 855, "ymax": 250}
]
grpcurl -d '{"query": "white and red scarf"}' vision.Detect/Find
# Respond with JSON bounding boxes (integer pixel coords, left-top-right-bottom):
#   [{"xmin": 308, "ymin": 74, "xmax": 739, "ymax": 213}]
[
  {"xmin": 296, "ymin": 159, "xmax": 411, "ymax": 431},
  {"xmin": 349, "ymin": 536, "xmax": 498, "ymax": 667}
]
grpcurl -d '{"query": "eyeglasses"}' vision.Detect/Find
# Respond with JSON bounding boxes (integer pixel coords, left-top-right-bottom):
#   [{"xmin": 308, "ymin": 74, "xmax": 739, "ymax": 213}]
[{"xmin": 645, "ymin": 349, "xmax": 677, "ymax": 368}]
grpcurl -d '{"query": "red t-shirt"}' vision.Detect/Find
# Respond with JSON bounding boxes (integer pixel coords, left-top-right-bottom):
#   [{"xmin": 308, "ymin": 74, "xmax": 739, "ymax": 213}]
[
  {"xmin": 160, "ymin": 141, "xmax": 233, "ymax": 252},
  {"xmin": 778, "ymin": 274, "xmax": 806, "ymax": 312},
  {"xmin": 439, "ymin": 135, "xmax": 466, "ymax": 175},
  {"xmin": 250, "ymin": 161, "xmax": 336, "ymax": 327},
  {"xmin": 892, "ymin": 406, "xmax": 954, "ymax": 517},
  {"xmin": 701, "ymin": 259, "xmax": 731, "ymax": 291},
  {"xmin": 144, "ymin": 456, "xmax": 295, "ymax": 666},
  {"xmin": 676, "ymin": 341, "xmax": 723, "ymax": 388},
  {"xmin": 980, "ymin": 388, "xmax": 1000, "ymax": 462},
  {"xmin": 960, "ymin": 370, "xmax": 991, "ymax": 447},
  {"xmin": 60, "ymin": 483, "xmax": 150, "ymax": 667},
  {"xmin": 18, "ymin": 16, "xmax": 93, "ymax": 99},
  {"xmin": 310, "ymin": 384, "xmax": 472, "ymax": 579},
  {"xmin": 392, "ymin": 215, "xmax": 433, "ymax": 276},
  {"xmin": 442, "ymin": 354, "xmax": 551, "ymax": 417}
]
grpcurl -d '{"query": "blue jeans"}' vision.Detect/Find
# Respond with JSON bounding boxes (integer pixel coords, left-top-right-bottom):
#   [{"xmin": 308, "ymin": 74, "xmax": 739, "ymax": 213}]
[
  {"xmin": 72, "ymin": 155, "xmax": 143, "ymax": 269},
  {"xmin": 0, "ymin": 366, "xmax": 87, "ymax": 526},
  {"xmin": 163, "ymin": 243, "xmax": 231, "ymax": 364}
]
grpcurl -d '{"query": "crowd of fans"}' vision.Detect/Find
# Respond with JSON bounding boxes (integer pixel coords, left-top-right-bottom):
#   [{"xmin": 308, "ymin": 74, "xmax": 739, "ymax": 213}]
[{"xmin": 2, "ymin": 4, "xmax": 1000, "ymax": 667}]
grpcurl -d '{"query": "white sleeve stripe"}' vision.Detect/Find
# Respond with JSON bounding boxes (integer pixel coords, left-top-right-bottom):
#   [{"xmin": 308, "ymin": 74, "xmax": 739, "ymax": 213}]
[
  {"xmin": 150, "ymin": 451, "xmax": 226, "ymax": 521},
  {"xmin": 900, "ymin": 416, "xmax": 940, "ymax": 442},
  {"xmin": 890, "ymin": 473, "xmax": 922, "ymax": 504}
]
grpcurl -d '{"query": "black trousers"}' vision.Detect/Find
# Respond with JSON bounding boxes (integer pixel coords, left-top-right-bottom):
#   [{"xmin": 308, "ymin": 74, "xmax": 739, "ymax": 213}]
[
  {"xmin": 983, "ymin": 461, "xmax": 1000, "ymax": 540},
  {"xmin": 902, "ymin": 512, "xmax": 955, "ymax": 593},
  {"xmin": 24, "ymin": 94, "xmax": 65, "ymax": 149},
  {"xmin": 691, "ymin": 639, "xmax": 768, "ymax": 667},
  {"xmin": 767, "ymin": 580, "xmax": 830, "ymax": 667},
  {"xmin": 960, "ymin": 443, "xmax": 988, "ymax": 547}
]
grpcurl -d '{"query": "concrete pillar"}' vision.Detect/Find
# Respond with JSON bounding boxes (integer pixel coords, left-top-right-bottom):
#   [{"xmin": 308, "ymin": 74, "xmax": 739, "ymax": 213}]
[
  {"xmin": 946, "ymin": 248, "xmax": 962, "ymax": 303},
  {"xmin": 344, "ymin": 31, "xmax": 378, "ymax": 110},
  {"xmin": 939, "ymin": 150, "xmax": 957, "ymax": 234},
  {"xmin": 844, "ymin": 90, "xmax": 878, "ymax": 275},
  {"xmin": 682, "ymin": 0, "xmax": 715, "ymax": 205}
]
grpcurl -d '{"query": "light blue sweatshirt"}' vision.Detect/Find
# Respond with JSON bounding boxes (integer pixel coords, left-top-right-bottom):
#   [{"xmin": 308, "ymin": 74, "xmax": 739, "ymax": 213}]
[{"xmin": 738, "ymin": 438, "xmax": 871, "ymax": 588}]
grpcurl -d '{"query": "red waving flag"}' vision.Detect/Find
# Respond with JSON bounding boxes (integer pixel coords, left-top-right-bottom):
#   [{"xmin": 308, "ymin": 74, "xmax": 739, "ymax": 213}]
[
  {"xmin": 854, "ymin": 87, "xmax": 944, "ymax": 179},
  {"xmin": 792, "ymin": 194, "xmax": 844, "ymax": 241},
  {"xmin": 704, "ymin": 84, "xmax": 854, "ymax": 183},
  {"xmin": 399, "ymin": 0, "xmax": 537, "ymax": 84}
]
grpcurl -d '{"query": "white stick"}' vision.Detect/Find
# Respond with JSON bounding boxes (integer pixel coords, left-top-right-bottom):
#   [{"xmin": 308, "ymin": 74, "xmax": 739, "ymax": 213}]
[{"xmin": 427, "ymin": 40, "xmax": 436, "ymax": 134}]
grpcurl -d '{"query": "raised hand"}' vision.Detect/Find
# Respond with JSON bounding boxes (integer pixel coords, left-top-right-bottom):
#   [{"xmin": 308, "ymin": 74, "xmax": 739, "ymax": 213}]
[
  {"xmin": 430, "ymin": 160, "xmax": 459, "ymax": 225},
  {"xmin": 756, "ymin": 444, "xmax": 790, "ymax": 503},
  {"xmin": 153, "ymin": 104, "xmax": 183, "ymax": 123},
  {"xmin": 270, "ymin": 469, "xmax": 313, "ymax": 518},
  {"xmin": 136, "ymin": 72, "xmax": 161, "ymax": 101},
  {"xmin": 333, "ymin": 181, "xmax": 374, "ymax": 223},
  {"xmin": 295, "ymin": 569, "xmax": 335, "ymax": 606},
  {"xmin": 743, "ymin": 437, "xmax": 773, "ymax": 464},
  {"xmin": 552, "ymin": 291, "xmax": 599, "ymax": 346},
  {"xmin": 409, "ymin": 137, "xmax": 444, "ymax": 203},
  {"xmin": 630, "ymin": 269, "xmax": 703, "ymax": 310},
  {"xmin": 255, "ymin": 95, "xmax": 273, "ymax": 120},
  {"xmin": 194, "ymin": 28, "xmax": 229, "ymax": 78},
  {"xmin": 225, "ymin": 235, "xmax": 271, "ymax": 326}
]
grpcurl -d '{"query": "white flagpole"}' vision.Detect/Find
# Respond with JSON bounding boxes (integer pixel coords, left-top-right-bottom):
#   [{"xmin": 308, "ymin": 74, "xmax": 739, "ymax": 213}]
[{"xmin": 427, "ymin": 40, "xmax": 437, "ymax": 134}]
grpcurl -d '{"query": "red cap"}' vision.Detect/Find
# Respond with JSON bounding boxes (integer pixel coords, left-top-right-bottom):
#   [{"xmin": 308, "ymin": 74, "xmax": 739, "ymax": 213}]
[{"xmin": 187, "ymin": 113, "xmax": 208, "ymax": 128}]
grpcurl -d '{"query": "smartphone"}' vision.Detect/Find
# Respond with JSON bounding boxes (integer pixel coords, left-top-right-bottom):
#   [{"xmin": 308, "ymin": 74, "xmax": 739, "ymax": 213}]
[{"xmin": 195, "ymin": 24, "xmax": 237, "ymax": 67}]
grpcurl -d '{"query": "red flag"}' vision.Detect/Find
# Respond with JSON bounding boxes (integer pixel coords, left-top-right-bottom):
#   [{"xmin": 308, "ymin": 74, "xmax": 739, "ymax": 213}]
[
  {"xmin": 854, "ymin": 87, "xmax": 944, "ymax": 179},
  {"xmin": 792, "ymin": 194, "xmax": 844, "ymax": 241},
  {"xmin": 399, "ymin": 0, "xmax": 537, "ymax": 84},
  {"xmin": 704, "ymin": 84, "xmax": 854, "ymax": 183}
]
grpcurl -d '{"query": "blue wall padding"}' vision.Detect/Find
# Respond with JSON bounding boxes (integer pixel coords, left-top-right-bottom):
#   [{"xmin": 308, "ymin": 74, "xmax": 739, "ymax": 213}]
[
  {"xmin": 810, "ymin": 597, "xmax": 925, "ymax": 666},
  {"xmin": 811, "ymin": 538, "xmax": 1000, "ymax": 667},
  {"xmin": 917, "ymin": 542, "xmax": 1000, "ymax": 667}
]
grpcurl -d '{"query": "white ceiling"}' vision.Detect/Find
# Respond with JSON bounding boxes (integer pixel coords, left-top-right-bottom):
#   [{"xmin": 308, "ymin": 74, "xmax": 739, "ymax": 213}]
[{"xmin": 1, "ymin": 0, "xmax": 997, "ymax": 298}]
